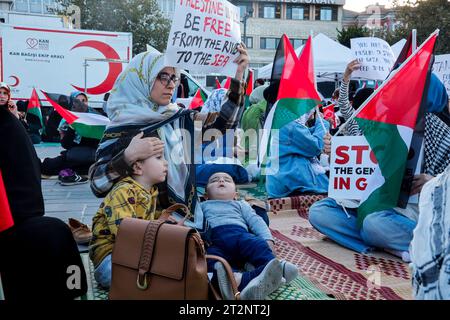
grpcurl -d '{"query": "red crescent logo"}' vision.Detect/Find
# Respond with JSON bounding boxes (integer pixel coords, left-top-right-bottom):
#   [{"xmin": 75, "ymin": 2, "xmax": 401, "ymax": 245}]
[
  {"xmin": 70, "ymin": 40, "xmax": 122, "ymax": 95},
  {"xmin": 9, "ymin": 76, "xmax": 20, "ymax": 87}
]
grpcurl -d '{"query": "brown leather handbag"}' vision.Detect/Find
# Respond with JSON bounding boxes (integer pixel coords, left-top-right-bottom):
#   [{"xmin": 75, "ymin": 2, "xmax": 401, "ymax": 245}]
[{"xmin": 109, "ymin": 204, "xmax": 209, "ymax": 300}]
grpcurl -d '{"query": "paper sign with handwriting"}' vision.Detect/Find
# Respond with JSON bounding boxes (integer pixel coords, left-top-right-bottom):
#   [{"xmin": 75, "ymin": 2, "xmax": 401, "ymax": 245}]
[
  {"xmin": 165, "ymin": 0, "xmax": 241, "ymax": 77},
  {"xmin": 351, "ymin": 37, "xmax": 395, "ymax": 81}
]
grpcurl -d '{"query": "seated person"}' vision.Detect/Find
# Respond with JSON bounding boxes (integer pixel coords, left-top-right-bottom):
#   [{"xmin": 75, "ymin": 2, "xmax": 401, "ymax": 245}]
[
  {"xmin": 41, "ymin": 92, "xmax": 101, "ymax": 183},
  {"xmin": 241, "ymin": 84, "xmax": 269, "ymax": 167},
  {"xmin": 16, "ymin": 100, "xmax": 43, "ymax": 145},
  {"xmin": 0, "ymin": 83, "xmax": 87, "ymax": 300},
  {"xmin": 266, "ymin": 110, "xmax": 330, "ymax": 199},
  {"xmin": 202, "ymin": 172, "xmax": 298, "ymax": 300},
  {"xmin": 42, "ymin": 94, "xmax": 69, "ymax": 142},
  {"xmin": 89, "ymin": 145, "xmax": 168, "ymax": 289},
  {"xmin": 411, "ymin": 163, "xmax": 450, "ymax": 299},
  {"xmin": 309, "ymin": 71, "xmax": 450, "ymax": 260}
]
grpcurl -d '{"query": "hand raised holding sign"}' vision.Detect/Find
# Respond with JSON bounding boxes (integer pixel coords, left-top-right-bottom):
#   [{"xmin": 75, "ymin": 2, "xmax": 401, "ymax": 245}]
[
  {"xmin": 343, "ymin": 59, "xmax": 361, "ymax": 83},
  {"xmin": 234, "ymin": 43, "xmax": 249, "ymax": 81}
]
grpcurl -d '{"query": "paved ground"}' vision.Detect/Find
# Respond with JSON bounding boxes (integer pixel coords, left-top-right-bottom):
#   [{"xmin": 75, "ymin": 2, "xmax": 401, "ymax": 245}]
[{"xmin": 35, "ymin": 144, "xmax": 102, "ymax": 238}]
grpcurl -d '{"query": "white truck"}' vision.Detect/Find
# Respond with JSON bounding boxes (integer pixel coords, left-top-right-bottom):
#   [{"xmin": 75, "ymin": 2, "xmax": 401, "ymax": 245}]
[{"xmin": 0, "ymin": 23, "xmax": 132, "ymax": 108}]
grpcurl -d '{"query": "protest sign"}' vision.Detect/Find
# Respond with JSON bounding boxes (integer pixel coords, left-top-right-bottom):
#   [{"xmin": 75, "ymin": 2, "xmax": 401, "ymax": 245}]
[
  {"xmin": 328, "ymin": 136, "xmax": 378, "ymax": 200},
  {"xmin": 165, "ymin": 0, "xmax": 241, "ymax": 77},
  {"xmin": 433, "ymin": 54, "xmax": 450, "ymax": 95},
  {"xmin": 351, "ymin": 37, "xmax": 395, "ymax": 81}
]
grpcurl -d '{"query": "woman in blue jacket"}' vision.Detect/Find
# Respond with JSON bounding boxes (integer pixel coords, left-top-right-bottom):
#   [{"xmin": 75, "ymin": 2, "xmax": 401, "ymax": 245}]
[{"xmin": 266, "ymin": 110, "xmax": 330, "ymax": 199}]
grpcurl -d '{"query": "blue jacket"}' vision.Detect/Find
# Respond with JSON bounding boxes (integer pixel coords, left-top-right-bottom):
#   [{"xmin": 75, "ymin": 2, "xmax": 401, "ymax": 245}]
[{"xmin": 266, "ymin": 119, "xmax": 329, "ymax": 198}]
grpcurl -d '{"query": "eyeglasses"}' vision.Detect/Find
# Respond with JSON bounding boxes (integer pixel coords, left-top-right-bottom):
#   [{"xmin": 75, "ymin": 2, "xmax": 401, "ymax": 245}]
[{"xmin": 157, "ymin": 72, "xmax": 179, "ymax": 87}]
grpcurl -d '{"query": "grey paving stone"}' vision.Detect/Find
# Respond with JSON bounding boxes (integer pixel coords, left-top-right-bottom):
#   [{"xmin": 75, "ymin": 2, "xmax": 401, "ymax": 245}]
[{"xmin": 38, "ymin": 145, "xmax": 103, "ymax": 227}]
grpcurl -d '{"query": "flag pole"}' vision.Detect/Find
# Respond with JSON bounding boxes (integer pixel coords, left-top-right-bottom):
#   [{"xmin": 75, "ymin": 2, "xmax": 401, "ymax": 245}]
[
  {"xmin": 0, "ymin": 274, "xmax": 4, "ymax": 300},
  {"xmin": 333, "ymin": 29, "xmax": 439, "ymax": 137}
]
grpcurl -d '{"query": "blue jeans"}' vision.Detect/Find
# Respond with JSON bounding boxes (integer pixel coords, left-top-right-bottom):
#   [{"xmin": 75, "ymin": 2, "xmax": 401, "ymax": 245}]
[
  {"xmin": 206, "ymin": 225, "xmax": 275, "ymax": 291},
  {"xmin": 308, "ymin": 198, "xmax": 416, "ymax": 253},
  {"xmin": 94, "ymin": 254, "xmax": 112, "ymax": 289}
]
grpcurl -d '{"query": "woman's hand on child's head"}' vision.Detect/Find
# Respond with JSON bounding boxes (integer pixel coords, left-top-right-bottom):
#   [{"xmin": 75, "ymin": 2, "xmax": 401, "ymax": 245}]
[{"xmin": 124, "ymin": 132, "xmax": 165, "ymax": 165}]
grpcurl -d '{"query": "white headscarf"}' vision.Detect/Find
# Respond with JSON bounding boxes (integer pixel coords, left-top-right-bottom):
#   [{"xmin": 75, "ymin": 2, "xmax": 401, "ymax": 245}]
[
  {"xmin": 104, "ymin": 51, "xmax": 190, "ymax": 202},
  {"xmin": 106, "ymin": 51, "xmax": 181, "ymax": 127}
]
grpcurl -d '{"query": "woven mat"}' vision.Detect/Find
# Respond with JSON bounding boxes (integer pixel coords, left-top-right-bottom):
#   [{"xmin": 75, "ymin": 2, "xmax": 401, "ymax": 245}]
[
  {"xmin": 268, "ymin": 195, "xmax": 413, "ymax": 300},
  {"xmin": 79, "ymin": 193, "xmax": 413, "ymax": 300},
  {"xmin": 80, "ymin": 253, "xmax": 334, "ymax": 301}
]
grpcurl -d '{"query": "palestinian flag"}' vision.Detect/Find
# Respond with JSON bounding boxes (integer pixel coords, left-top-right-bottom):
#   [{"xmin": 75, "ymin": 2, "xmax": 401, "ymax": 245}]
[
  {"xmin": 0, "ymin": 170, "xmax": 14, "ymax": 233},
  {"xmin": 189, "ymin": 89, "xmax": 207, "ymax": 110},
  {"xmin": 27, "ymin": 88, "xmax": 44, "ymax": 129},
  {"xmin": 215, "ymin": 77, "xmax": 222, "ymax": 89},
  {"xmin": 244, "ymin": 69, "xmax": 254, "ymax": 108},
  {"xmin": 391, "ymin": 32, "xmax": 413, "ymax": 73},
  {"xmin": 41, "ymin": 90, "xmax": 110, "ymax": 140},
  {"xmin": 259, "ymin": 35, "xmax": 321, "ymax": 164},
  {"xmin": 356, "ymin": 32, "xmax": 438, "ymax": 226},
  {"xmin": 223, "ymin": 77, "xmax": 231, "ymax": 90},
  {"xmin": 322, "ymin": 104, "xmax": 337, "ymax": 129}
]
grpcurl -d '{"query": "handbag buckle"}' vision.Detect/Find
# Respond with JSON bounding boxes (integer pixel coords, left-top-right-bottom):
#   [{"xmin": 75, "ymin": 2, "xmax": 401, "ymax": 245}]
[{"xmin": 136, "ymin": 273, "xmax": 148, "ymax": 290}]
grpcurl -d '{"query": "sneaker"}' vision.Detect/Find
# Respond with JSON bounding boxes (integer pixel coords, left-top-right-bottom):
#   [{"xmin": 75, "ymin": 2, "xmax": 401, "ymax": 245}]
[
  {"xmin": 214, "ymin": 262, "xmax": 235, "ymax": 300},
  {"xmin": 281, "ymin": 260, "xmax": 298, "ymax": 283},
  {"xmin": 58, "ymin": 169, "xmax": 88, "ymax": 186},
  {"xmin": 68, "ymin": 218, "xmax": 92, "ymax": 245},
  {"xmin": 241, "ymin": 258, "xmax": 283, "ymax": 300}
]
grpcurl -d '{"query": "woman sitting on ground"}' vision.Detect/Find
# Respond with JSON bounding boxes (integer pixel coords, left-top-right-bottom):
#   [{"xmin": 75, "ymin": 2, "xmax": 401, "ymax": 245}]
[{"xmin": 89, "ymin": 45, "xmax": 250, "ymax": 229}]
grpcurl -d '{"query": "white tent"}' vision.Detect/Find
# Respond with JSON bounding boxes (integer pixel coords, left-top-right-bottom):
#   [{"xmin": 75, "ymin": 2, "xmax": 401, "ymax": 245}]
[{"xmin": 257, "ymin": 33, "xmax": 354, "ymax": 82}]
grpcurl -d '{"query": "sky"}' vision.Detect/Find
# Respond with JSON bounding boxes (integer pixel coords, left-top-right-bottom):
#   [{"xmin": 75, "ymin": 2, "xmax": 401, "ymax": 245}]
[{"xmin": 344, "ymin": 0, "xmax": 395, "ymax": 12}]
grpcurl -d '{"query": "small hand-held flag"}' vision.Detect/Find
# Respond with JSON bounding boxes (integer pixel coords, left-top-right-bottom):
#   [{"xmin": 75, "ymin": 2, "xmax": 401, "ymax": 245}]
[
  {"xmin": 215, "ymin": 77, "xmax": 222, "ymax": 89},
  {"xmin": 41, "ymin": 90, "xmax": 110, "ymax": 140},
  {"xmin": 189, "ymin": 89, "xmax": 207, "ymax": 110},
  {"xmin": 27, "ymin": 88, "xmax": 44, "ymax": 129}
]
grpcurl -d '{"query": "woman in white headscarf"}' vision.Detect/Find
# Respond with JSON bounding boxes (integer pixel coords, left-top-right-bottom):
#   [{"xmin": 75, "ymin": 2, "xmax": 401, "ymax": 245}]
[{"xmin": 89, "ymin": 46, "xmax": 249, "ymax": 229}]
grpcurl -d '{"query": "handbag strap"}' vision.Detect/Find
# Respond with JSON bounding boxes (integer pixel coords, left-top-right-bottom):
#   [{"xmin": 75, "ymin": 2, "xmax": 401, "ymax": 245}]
[
  {"xmin": 137, "ymin": 220, "xmax": 165, "ymax": 289},
  {"xmin": 158, "ymin": 203, "xmax": 192, "ymax": 226},
  {"xmin": 206, "ymin": 255, "xmax": 241, "ymax": 300}
]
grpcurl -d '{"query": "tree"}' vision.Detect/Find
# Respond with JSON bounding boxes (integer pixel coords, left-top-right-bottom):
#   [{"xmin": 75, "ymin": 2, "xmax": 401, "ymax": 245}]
[
  {"xmin": 337, "ymin": 25, "xmax": 370, "ymax": 48},
  {"xmin": 393, "ymin": 0, "xmax": 450, "ymax": 54},
  {"xmin": 58, "ymin": 0, "xmax": 171, "ymax": 55}
]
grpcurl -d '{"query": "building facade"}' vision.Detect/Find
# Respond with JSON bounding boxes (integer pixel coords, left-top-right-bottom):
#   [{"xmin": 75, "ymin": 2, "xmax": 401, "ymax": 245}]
[
  {"xmin": 343, "ymin": 4, "xmax": 399, "ymax": 33},
  {"xmin": 0, "ymin": 0, "xmax": 75, "ymax": 28},
  {"xmin": 2, "ymin": 0, "xmax": 58, "ymax": 15},
  {"xmin": 232, "ymin": 0, "xmax": 345, "ymax": 68}
]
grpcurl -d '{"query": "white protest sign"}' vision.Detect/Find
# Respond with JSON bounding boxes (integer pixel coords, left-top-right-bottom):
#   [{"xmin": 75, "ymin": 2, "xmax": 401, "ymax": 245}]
[
  {"xmin": 328, "ymin": 136, "xmax": 378, "ymax": 200},
  {"xmin": 351, "ymin": 37, "xmax": 395, "ymax": 81},
  {"xmin": 165, "ymin": 0, "xmax": 241, "ymax": 77},
  {"xmin": 433, "ymin": 54, "xmax": 450, "ymax": 95}
]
